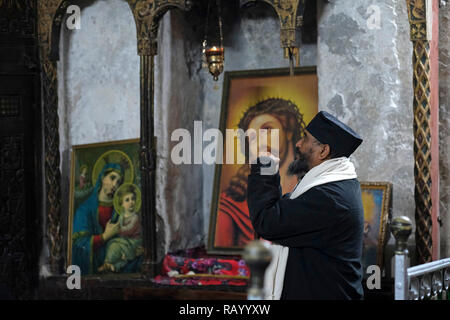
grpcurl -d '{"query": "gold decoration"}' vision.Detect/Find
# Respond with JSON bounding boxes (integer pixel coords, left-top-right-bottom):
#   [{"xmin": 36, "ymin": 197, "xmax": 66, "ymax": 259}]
[
  {"xmin": 406, "ymin": 0, "xmax": 433, "ymax": 41},
  {"xmin": 412, "ymin": 39, "xmax": 433, "ymax": 263},
  {"xmin": 405, "ymin": 0, "xmax": 433, "ymax": 264},
  {"xmin": 205, "ymin": 46, "xmax": 225, "ymax": 81},
  {"xmin": 202, "ymin": 0, "xmax": 225, "ymax": 81},
  {"xmin": 126, "ymin": 0, "xmax": 189, "ymax": 56}
]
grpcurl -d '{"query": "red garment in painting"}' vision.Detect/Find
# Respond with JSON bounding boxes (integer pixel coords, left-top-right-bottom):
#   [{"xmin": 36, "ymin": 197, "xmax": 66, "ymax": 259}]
[
  {"xmin": 215, "ymin": 192, "xmax": 255, "ymax": 247},
  {"xmin": 93, "ymin": 204, "xmax": 114, "ymax": 250},
  {"xmin": 119, "ymin": 215, "xmax": 141, "ymax": 239}
]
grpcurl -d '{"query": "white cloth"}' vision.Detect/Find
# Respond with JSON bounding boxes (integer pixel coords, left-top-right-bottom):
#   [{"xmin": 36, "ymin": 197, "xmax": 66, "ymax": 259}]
[{"xmin": 263, "ymin": 157, "xmax": 357, "ymax": 300}]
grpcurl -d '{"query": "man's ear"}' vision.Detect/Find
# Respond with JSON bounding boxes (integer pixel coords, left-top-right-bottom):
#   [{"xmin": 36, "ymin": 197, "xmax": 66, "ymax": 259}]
[{"xmin": 319, "ymin": 144, "xmax": 331, "ymax": 160}]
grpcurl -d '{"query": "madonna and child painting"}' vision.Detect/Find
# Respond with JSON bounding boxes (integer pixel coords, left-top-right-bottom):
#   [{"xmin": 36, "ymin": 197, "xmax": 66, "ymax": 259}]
[{"xmin": 68, "ymin": 139, "xmax": 143, "ymax": 275}]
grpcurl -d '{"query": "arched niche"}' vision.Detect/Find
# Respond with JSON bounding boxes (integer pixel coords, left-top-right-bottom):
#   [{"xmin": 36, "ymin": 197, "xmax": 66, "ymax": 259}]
[
  {"xmin": 38, "ymin": 0, "xmax": 191, "ymax": 275},
  {"xmin": 56, "ymin": 0, "xmax": 140, "ymax": 273}
]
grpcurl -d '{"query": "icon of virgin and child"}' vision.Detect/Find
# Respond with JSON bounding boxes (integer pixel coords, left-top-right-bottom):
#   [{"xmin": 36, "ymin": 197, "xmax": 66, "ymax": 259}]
[{"xmin": 71, "ymin": 150, "xmax": 144, "ymax": 275}]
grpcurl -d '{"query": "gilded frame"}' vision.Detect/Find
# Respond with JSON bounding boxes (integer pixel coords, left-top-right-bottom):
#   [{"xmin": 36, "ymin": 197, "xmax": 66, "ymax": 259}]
[
  {"xmin": 207, "ymin": 66, "xmax": 318, "ymax": 255},
  {"xmin": 67, "ymin": 138, "xmax": 142, "ymax": 276},
  {"xmin": 360, "ymin": 181, "xmax": 393, "ymax": 274}
]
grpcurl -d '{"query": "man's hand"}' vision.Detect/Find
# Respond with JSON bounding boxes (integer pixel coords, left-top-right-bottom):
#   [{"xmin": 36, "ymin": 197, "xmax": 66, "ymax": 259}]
[
  {"xmin": 102, "ymin": 219, "xmax": 120, "ymax": 242},
  {"xmin": 258, "ymin": 151, "xmax": 280, "ymax": 165},
  {"xmin": 254, "ymin": 152, "xmax": 280, "ymax": 175}
]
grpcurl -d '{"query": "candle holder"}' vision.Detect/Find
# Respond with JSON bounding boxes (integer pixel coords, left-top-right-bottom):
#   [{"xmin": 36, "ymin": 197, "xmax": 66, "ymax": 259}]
[
  {"xmin": 202, "ymin": 0, "xmax": 224, "ymax": 81},
  {"xmin": 205, "ymin": 46, "xmax": 224, "ymax": 81}
]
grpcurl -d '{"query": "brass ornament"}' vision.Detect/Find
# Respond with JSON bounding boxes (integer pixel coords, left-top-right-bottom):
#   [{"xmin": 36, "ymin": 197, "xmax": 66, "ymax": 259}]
[
  {"xmin": 205, "ymin": 46, "xmax": 225, "ymax": 81},
  {"xmin": 390, "ymin": 216, "xmax": 413, "ymax": 254},
  {"xmin": 202, "ymin": 0, "xmax": 225, "ymax": 81},
  {"xmin": 406, "ymin": 0, "xmax": 433, "ymax": 41}
]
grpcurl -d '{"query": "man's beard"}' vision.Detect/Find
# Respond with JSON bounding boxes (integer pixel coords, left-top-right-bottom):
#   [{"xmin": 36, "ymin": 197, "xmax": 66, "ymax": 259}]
[{"xmin": 287, "ymin": 147, "xmax": 309, "ymax": 179}]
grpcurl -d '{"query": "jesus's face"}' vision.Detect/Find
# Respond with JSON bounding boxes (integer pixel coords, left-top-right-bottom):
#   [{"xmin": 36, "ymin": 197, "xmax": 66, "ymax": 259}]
[
  {"xmin": 247, "ymin": 113, "xmax": 292, "ymax": 165},
  {"xmin": 121, "ymin": 192, "xmax": 136, "ymax": 214}
]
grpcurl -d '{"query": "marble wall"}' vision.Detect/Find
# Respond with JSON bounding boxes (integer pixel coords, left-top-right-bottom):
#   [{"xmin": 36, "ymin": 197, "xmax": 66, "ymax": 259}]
[
  {"xmin": 153, "ymin": 10, "xmax": 204, "ymax": 258},
  {"xmin": 317, "ymin": 1, "xmax": 415, "ymax": 266}
]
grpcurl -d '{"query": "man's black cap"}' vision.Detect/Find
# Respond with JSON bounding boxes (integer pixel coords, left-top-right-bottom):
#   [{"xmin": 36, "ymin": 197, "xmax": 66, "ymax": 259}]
[{"xmin": 305, "ymin": 111, "xmax": 363, "ymax": 157}]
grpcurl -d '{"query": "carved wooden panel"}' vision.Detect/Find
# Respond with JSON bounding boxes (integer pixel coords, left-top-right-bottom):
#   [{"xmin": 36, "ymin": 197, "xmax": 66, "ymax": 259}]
[
  {"xmin": 0, "ymin": 135, "xmax": 31, "ymax": 298},
  {"xmin": 0, "ymin": 0, "xmax": 36, "ymax": 37},
  {"xmin": 0, "ymin": 96, "xmax": 21, "ymax": 118},
  {"xmin": 0, "ymin": 0, "xmax": 41, "ymax": 298}
]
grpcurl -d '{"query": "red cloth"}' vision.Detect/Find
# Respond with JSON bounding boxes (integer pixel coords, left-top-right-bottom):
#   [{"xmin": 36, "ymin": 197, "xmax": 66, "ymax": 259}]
[
  {"xmin": 214, "ymin": 192, "xmax": 255, "ymax": 247},
  {"xmin": 119, "ymin": 216, "xmax": 141, "ymax": 238},
  {"xmin": 155, "ymin": 247, "xmax": 249, "ymax": 287},
  {"xmin": 93, "ymin": 204, "xmax": 114, "ymax": 250}
]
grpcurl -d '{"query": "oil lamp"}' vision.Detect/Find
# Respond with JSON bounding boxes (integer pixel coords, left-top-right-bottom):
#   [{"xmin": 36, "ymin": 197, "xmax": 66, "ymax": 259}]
[
  {"xmin": 204, "ymin": 46, "xmax": 224, "ymax": 81},
  {"xmin": 202, "ymin": 0, "xmax": 224, "ymax": 81}
]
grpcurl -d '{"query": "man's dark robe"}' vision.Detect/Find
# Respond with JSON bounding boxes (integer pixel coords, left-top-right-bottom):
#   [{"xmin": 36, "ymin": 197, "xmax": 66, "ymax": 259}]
[{"xmin": 247, "ymin": 166, "xmax": 365, "ymax": 300}]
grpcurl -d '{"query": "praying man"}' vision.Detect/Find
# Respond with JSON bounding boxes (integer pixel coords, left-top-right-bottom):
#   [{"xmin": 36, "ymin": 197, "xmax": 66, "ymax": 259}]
[{"xmin": 247, "ymin": 111, "xmax": 365, "ymax": 300}]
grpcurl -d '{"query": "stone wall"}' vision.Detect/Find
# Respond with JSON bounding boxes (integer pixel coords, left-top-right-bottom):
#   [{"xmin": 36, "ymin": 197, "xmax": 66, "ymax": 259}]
[
  {"xmin": 153, "ymin": 10, "xmax": 204, "ymax": 257},
  {"xmin": 317, "ymin": 0, "xmax": 415, "ymax": 268}
]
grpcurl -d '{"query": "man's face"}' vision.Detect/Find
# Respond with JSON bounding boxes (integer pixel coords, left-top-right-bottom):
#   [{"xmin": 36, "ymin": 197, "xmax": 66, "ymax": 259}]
[
  {"xmin": 287, "ymin": 145, "xmax": 309, "ymax": 177},
  {"xmin": 247, "ymin": 114, "xmax": 292, "ymax": 163},
  {"xmin": 101, "ymin": 171, "xmax": 122, "ymax": 199},
  {"xmin": 291, "ymin": 130, "xmax": 322, "ymax": 172}
]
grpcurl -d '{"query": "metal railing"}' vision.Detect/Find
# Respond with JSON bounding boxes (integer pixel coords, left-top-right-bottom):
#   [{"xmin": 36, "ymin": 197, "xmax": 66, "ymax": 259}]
[
  {"xmin": 391, "ymin": 216, "xmax": 450, "ymax": 300},
  {"xmin": 243, "ymin": 216, "xmax": 450, "ymax": 300}
]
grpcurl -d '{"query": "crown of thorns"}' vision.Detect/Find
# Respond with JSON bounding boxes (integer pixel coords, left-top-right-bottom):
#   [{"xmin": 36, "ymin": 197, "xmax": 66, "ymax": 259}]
[{"xmin": 237, "ymin": 97, "xmax": 305, "ymax": 132}]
